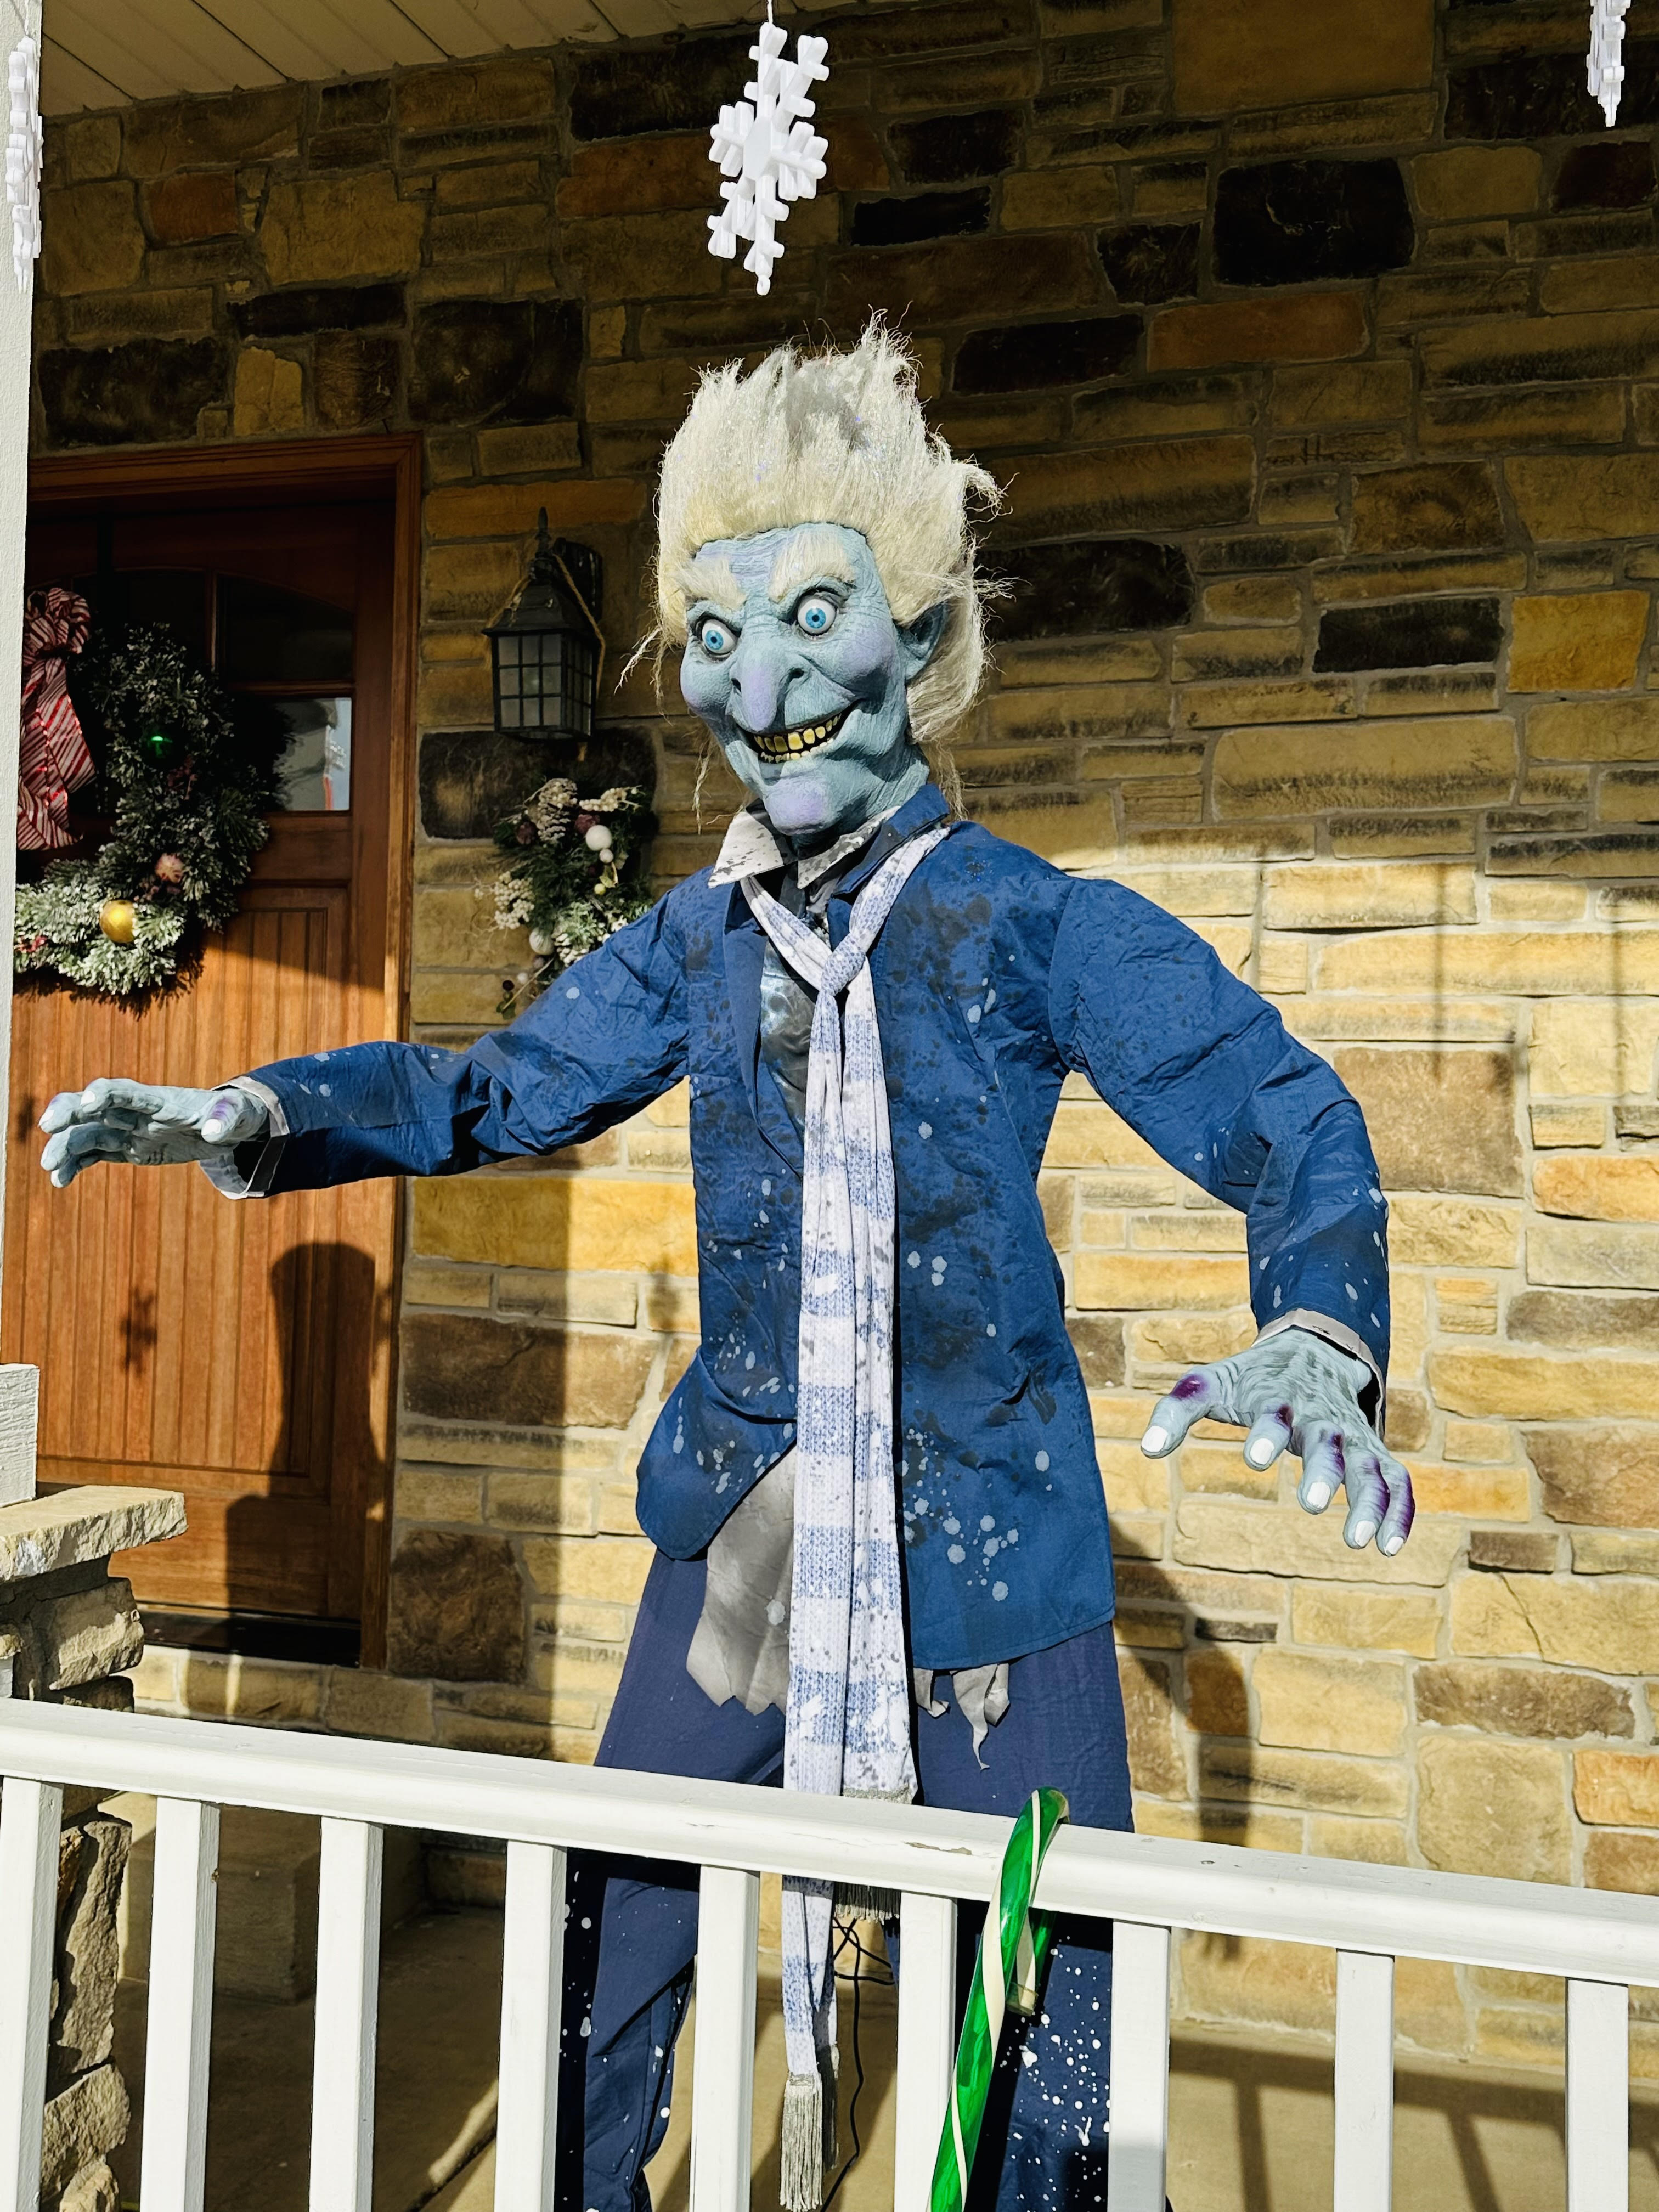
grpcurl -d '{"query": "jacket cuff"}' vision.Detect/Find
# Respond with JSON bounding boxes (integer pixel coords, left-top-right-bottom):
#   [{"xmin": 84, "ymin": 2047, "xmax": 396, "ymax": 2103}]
[
  {"xmin": 1256, "ymin": 1308, "xmax": 1385, "ymax": 1430},
  {"xmin": 197, "ymin": 1079, "xmax": 288, "ymax": 1201}
]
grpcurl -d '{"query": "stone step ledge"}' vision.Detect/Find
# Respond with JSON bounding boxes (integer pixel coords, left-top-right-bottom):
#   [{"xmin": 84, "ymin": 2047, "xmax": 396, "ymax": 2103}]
[{"xmin": 0, "ymin": 1486, "xmax": 186, "ymax": 1583}]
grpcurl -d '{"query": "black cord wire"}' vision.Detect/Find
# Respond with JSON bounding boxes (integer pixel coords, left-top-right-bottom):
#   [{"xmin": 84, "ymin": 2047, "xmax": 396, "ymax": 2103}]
[{"xmin": 821, "ymin": 1917, "xmax": 895, "ymax": 2210}]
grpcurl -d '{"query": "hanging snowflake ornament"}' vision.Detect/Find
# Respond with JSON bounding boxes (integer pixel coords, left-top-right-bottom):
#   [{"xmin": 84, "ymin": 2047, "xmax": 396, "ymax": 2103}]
[
  {"xmin": 5, "ymin": 35, "xmax": 40, "ymax": 291},
  {"xmin": 1588, "ymin": 0, "xmax": 1631, "ymax": 124},
  {"xmin": 707, "ymin": 12, "xmax": 829, "ymax": 297}
]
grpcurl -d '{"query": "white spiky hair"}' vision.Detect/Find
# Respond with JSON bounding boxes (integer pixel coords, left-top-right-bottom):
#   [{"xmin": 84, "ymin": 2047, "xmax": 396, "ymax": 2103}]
[{"xmin": 652, "ymin": 321, "xmax": 1002, "ymax": 769}]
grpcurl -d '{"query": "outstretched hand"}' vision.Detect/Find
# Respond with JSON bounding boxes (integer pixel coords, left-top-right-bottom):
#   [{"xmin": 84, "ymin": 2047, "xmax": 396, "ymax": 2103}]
[
  {"xmin": 1139, "ymin": 1326, "xmax": 1414, "ymax": 1556},
  {"xmin": 40, "ymin": 1080, "xmax": 268, "ymax": 1188}
]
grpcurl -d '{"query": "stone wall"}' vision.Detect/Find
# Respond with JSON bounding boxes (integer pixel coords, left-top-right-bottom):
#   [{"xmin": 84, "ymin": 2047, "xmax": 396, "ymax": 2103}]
[
  {"xmin": 37, "ymin": 0, "xmax": 1659, "ymax": 2072},
  {"xmin": 0, "ymin": 1485, "xmax": 187, "ymax": 2211}
]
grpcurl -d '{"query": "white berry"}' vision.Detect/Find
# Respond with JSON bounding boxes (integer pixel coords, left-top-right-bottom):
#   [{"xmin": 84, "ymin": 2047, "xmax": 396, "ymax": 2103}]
[{"xmin": 585, "ymin": 824, "xmax": 613, "ymax": 853}]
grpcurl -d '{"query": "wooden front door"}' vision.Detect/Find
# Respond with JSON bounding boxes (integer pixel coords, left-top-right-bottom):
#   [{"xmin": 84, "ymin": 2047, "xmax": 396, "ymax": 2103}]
[{"xmin": 3, "ymin": 475, "xmax": 410, "ymax": 1645}]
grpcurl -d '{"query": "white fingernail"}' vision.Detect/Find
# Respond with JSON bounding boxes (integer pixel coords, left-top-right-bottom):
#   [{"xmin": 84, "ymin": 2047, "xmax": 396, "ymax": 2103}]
[
  {"xmin": 1305, "ymin": 1482, "xmax": 1331, "ymax": 1510},
  {"xmin": 1383, "ymin": 1533, "xmax": 1404, "ymax": 1555},
  {"xmin": 1351, "ymin": 1520, "xmax": 1376, "ymax": 1547},
  {"xmin": 1142, "ymin": 1425, "xmax": 1168, "ymax": 1455},
  {"xmin": 1248, "ymin": 1438, "xmax": 1275, "ymax": 1466}
]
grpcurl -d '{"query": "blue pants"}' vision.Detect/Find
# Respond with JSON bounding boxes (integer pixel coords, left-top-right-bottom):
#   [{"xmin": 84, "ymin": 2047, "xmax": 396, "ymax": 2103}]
[{"xmin": 556, "ymin": 1550, "xmax": 1133, "ymax": 2212}]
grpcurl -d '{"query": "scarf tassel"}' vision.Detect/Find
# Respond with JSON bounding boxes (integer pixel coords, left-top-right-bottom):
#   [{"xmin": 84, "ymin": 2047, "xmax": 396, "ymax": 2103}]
[{"xmin": 780, "ymin": 2045, "xmax": 838, "ymax": 2212}]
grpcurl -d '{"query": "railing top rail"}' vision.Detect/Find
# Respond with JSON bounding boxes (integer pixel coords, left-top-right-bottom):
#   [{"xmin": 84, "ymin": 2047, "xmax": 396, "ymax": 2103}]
[{"xmin": 3, "ymin": 1699, "xmax": 1655, "ymax": 1988}]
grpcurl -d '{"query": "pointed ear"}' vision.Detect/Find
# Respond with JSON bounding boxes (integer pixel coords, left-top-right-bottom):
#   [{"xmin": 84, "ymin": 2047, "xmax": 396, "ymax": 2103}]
[{"xmin": 896, "ymin": 600, "xmax": 949, "ymax": 680}]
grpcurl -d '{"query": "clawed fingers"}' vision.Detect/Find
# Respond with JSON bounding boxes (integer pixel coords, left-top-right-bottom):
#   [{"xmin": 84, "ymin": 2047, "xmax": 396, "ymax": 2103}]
[
  {"xmin": 1340, "ymin": 1449, "xmax": 1391, "ymax": 1550},
  {"xmin": 42, "ymin": 1122, "xmax": 138, "ymax": 1187},
  {"xmin": 1141, "ymin": 1367, "xmax": 1223, "ymax": 1458},
  {"xmin": 1375, "ymin": 1456, "xmax": 1415, "ymax": 1557},
  {"xmin": 1243, "ymin": 1403, "xmax": 1294, "ymax": 1472},
  {"xmin": 1296, "ymin": 1425, "xmax": 1346, "ymax": 1515}
]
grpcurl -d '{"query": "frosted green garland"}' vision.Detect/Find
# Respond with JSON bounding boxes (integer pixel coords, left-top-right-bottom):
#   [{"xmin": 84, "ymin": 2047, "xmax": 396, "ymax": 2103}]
[{"xmin": 930, "ymin": 1787, "xmax": 1070, "ymax": 2212}]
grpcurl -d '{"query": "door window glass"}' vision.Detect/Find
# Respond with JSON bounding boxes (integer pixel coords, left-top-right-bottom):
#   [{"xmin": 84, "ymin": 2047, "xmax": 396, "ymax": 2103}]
[
  {"xmin": 271, "ymin": 697, "xmax": 352, "ymax": 812},
  {"xmin": 218, "ymin": 577, "xmax": 354, "ymax": 686}
]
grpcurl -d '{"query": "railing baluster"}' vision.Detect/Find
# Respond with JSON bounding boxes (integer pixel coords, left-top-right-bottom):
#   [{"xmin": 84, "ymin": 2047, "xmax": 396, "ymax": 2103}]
[
  {"xmin": 1566, "ymin": 1978, "xmax": 1628, "ymax": 2212},
  {"xmin": 0, "ymin": 1778, "xmax": 62, "ymax": 2212},
  {"xmin": 1333, "ymin": 1950, "xmax": 1394, "ymax": 2212},
  {"xmin": 140, "ymin": 1799, "xmax": 221, "ymax": 2212},
  {"xmin": 894, "ymin": 1891, "xmax": 956, "ymax": 2212},
  {"xmin": 690, "ymin": 1864, "xmax": 759, "ymax": 2212},
  {"xmin": 309, "ymin": 1818, "xmax": 383, "ymax": 2212},
  {"xmin": 495, "ymin": 1842, "xmax": 568, "ymax": 2212},
  {"xmin": 1105, "ymin": 1920, "xmax": 1170, "ymax": 2212}
]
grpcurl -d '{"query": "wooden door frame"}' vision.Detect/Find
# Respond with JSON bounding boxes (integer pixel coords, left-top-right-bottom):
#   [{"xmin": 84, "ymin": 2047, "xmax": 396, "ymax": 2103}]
[{"xmin": 27, "ymin": 433, "xmax": 422, "ymax": 1666}]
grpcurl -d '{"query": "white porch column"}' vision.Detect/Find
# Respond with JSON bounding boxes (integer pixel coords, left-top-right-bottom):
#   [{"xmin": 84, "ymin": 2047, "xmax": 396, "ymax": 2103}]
[{"xmin": 0, "ymin": 1, "xmax": 42, "ymax": 1312}]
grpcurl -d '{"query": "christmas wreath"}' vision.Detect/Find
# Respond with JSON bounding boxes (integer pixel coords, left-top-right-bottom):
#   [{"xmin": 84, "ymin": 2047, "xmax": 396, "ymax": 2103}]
[
  {"xmin": 14, "ymin": 600, "xmax": 287, "ymax": 996},
  {"xmin": 491, "ymin": 776, "xmax": 654, "ymax": 1016}
]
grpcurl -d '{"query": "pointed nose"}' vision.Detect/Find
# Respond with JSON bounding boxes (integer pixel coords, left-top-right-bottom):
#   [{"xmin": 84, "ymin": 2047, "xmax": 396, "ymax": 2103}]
[{"xmin": 730, "ymin": 631, "xmax": 808, "ymax": 736}]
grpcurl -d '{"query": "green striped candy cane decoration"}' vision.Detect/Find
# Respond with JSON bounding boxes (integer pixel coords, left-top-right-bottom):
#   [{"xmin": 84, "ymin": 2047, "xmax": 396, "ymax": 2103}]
[{"xmin": 929, "ymin": 1786, "xmax": 1071, "ymax": 2212}]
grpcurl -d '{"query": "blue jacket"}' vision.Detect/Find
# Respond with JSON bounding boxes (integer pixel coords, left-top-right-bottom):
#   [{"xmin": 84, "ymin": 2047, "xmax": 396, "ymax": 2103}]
[{"xmin": 246, "ymin": 784, "xmax": 1389, "ymax": 1671}]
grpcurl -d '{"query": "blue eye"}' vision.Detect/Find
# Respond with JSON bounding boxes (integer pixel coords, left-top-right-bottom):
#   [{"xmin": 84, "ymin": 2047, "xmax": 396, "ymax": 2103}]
[
  {"xmin": 797, "ymin": 594, "xmax": 837, "ymax": 637},
  {"xmin": 697, "ymin": 618, "xmax": 734, "ymax": 657}
]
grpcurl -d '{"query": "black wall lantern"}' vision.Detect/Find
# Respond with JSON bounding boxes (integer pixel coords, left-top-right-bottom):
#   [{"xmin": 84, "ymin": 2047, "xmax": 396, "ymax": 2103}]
[{"xmin": 488, "ymin": 511, "xmax": 605, "ymax": 742}]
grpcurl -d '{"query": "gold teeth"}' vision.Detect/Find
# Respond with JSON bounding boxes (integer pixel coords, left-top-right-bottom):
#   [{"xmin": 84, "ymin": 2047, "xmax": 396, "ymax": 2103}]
[{"xmin": 752, "ymin": 710, "xmax": 847, "ymax": 763}]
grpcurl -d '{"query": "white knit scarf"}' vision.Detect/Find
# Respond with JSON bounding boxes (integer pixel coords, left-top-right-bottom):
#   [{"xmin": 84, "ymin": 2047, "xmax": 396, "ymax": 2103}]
[{"xmin": 742, "ymin": 823, "xmax": 947, "ymax": 2210}]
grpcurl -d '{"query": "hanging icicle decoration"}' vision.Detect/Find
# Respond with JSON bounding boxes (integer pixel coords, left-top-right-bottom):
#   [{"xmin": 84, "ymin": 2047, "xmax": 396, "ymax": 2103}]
[
  {"xmin": 5, "ymin": 33, "xmax": 40, "ymax": 290},
  {"xmin": 1588, "ymin": 0, "xmax": 1631, "ymax": 125},
  {"xmin": 706, "ymin": 5, "xmax": 829, "ymax": 297}
]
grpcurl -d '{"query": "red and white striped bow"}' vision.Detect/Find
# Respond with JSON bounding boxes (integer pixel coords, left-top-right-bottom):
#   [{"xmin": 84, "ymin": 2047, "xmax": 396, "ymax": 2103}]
[{"xmin": 17, "ymin": 585, "xmax": 93, "ymax": 853}]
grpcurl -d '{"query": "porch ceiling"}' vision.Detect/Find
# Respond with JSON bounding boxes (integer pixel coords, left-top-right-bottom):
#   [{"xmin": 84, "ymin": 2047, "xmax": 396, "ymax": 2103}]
[{"xmin": 40, "ymin": 0, "xmax": 781, "ymax": 115}]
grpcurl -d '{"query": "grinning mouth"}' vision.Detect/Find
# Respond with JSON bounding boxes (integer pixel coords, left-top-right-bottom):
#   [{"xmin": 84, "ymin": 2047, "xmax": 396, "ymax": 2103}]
[{"xmin": 746, "ymin": 708, "xmax": 849, "ymax": 764}]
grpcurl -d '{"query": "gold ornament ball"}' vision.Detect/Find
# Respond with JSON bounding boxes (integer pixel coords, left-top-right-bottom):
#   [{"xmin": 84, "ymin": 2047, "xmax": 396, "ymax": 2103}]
[{"xmin": 98, "ymin": 899, "xmax": 137, "ymax": 946}]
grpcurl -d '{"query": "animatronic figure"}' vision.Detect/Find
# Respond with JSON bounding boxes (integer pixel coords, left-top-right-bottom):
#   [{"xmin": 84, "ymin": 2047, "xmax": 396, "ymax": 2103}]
[{"xmin": 42, "ymin": 326, "xmax": 1413, "ymax": 2212}]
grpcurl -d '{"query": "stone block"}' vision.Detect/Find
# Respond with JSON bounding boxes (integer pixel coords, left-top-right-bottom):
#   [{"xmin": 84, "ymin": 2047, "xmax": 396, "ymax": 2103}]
[
  {"xmin": 413, "ymin": 1175, "xmax": 695, "ymax": 1278},
  {"xmin": 1002, "ymin": 165, "xmax": 1119, "ymax": 228},
  {"xmin": 1201, "ymin": 1739, "xmax": 1408, "ymax": 1817},
  {"xmin": 1414, "ymin": 146, "xmax": 1541, "ymax": 219},
  {"xmin": 1267, "ymin": 861, "xmax": 1477, "ymax": 933},
  {"xmin": 410, "ymin": 297, "xmax": 579, "ymax": 426},
  {"xmin": 18, "ymin": 1580, "xmax": 142, "ymax": 1697},
  {"xmin": 1120, "ymin": 1652, "xmax": 1185, "ymax": 1796},
  {"xmin": 39, "ymin": 2066, "xmax": 128, "ymax": 2201},
  {"xmin": 397, "ymin": 1466, "xmax": 484, "ymax": 1522},
  {"xmin": 1331, "ymin": 1047, "xmax": 1521, "ymax": 1197},
  {"xmin": 1453, "ymin": 1570, "xmax": 1659, "ymax": 1674},
  {"xmin": 1527, "ymin": 1220, "xmax": 1659, "ymax": 1294},
  {"xmin": 426, "ymin": 479, "xmax": 644, "ymax": 541},
  {"xmin": 1417, "ymin": 1735, "xmax": 1570, "ymax": 1882},
  {"xmin": 990, "ymin": 538, "xmax": 1194, "ymax": 639},
  {"xmin": 955, "ymin": 315, "xmax": 1139, "ymax": 397},
  {"xmin": 1073, "ymin": 1253, "xmax": 1249, "ymax": 1310},
  {"xmin": 232, "ymin": 347, "xmax": 303, "ymax": 437},
  {"xmin": 145, "ymin": 171, "xmax": 239, "ymax": 245},
  {"xmin": 1214, "ymin": 717, "xmax": 1516, "ymax": 817},
  {"xmin": 1418, "ymin": 1660, "xmax": 1633, "ymax": 1740},
  {"xmin": 1531, "ymin": 998, "xmax": 1659, "ymax": 1094},
  {"xmin": 1291, "ymin": 1586, "xmax": 1439, "ymax": 1656},
  {"xmin": 1412, "ymin": 1463, "xmax": 1531, "ymax": 1519},
  {"xmin": 1148, "ymin": 292, "xmax": 1367, "ymax": 371},
  {"xmin": 485, "ymin": 1470, "xmax": 596, "ymax": 1536},
  {"xmin": 522, "ymin": 1533, "xmax": 652, "ymax": 1604},
  {"xmin": 1001, "ymin": 437, "xmax": 1255, "ymax": 539},
  {"xmin": 1215, "ymin": 157, "xmax": 1413, "ymax": 288},
  {"xmin": 1575, "ymin": 1530, "xmax": 1659, "ymax": 1573},
  {"xmin": 495, "ymin": 1271, "xmax": 639, "ymax": 1327},
  {"xmin": 314, "ymin": 332, "xmax": 400, "ymax": 432},
  {"xmin": 1175, "ymin": 1498, "xmax": 1463, "ymax": 1584},
  {"xmin": 1509, "ymin": 591, "xmax": 1649, "ymax": 692},
  {"xmin": 0, "ymin": 1488, "xmax": 184, "ymax": 1584},
  {"xmin": 1534, "ymin": 1154, "xmax": 1659, "ymax": 1221},
  {"xmin": 38, "ymin": 339, "xmax": 231, "ymax": 450},
  {"xmin": 324, "ymin": 1667, "xmax": 436, "ymax": 1742},
  {"xmin": 1255, "ymin": 1647, "xmax": 1406, "ymax": 1756},
  {"xmin": 1585, "ymin": 1830, "xmax": 1659, "ymax": 1894},
  {"xmin": 124, "ymin": 85, "xmax": 301, "ymax": 175},
  {"xmin": 1171, "ymin": 0, "xmax": 1432, "ymax": 114},
  {"xmin": 1316, "ymin": 596, "xmax": 1502, "ymax": 674},
  {"xmin": 51, "ymin": 1816, "xmax": 129, "ymax": 2084},
  {"xmin": 259, "ymin": 172, "xmax": 424, "ymax": 285},
  {"xmin": 56, "ymin": 2160, "xmax": 118, "ymax": 2212},
  {"xmin": 386, "ymin": 1528, "xmax": 524, "ymax": 1681},
  {"xmin": 1350, "ymin": 463, "xmax": 1505, "ymax": 554},
  {"xmin": 1097, "ymin": 222, "xmax": 1200, "ymax": 306},
  {"xmin": 1185, "ymin": 1646, "xmax": 1250, "ymax": 1735},
  {"xmin": 1419, "ymin": 386, "xmax": 1627, "ymax": 453},
  {"xmin": 60, "ymin": 115, "xmax": 121, "ymax": 183},
  {"xmin": 1318, "ymin": 927, "xmax": 1659, "ymax": 996},
  {"xmin": 1531, "ymin": 1103, "xmax": 1607, "ymax": 1148},
  {"xmin": 1575, "ymin": 1750, "xmax": 1659, "ymax": 1826},
  {"xmin": 1310, "ymin": 1815, "xmax": 1409, "ymax": 1866},
  {"xmin": 41, "ymin": 182, "xmax": 145, "ymax": 295},
  {"xmin": 1507, "ymin": 452, "xmax": 1659, "ymax": 541},
  {"xmin": 1526, "ymin": 1425, "xmax": 1659, "ymax": 1528},
  {"xmin": 402, "ymin": 1311, "xmax": 653, "ymax": 1431}
]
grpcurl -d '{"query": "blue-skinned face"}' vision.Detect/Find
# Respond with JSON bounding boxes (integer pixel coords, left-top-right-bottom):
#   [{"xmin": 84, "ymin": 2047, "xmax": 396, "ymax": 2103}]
[{"xmin": 678, "ymin": 523, "xmax": 947, "ymax": 849}]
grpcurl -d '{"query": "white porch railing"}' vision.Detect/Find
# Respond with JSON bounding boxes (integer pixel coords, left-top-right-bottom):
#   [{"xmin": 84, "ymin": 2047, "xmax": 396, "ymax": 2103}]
[{"xmin": 1, "ymin": 1700, "xmax": 1655, "ymax": 2212}]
